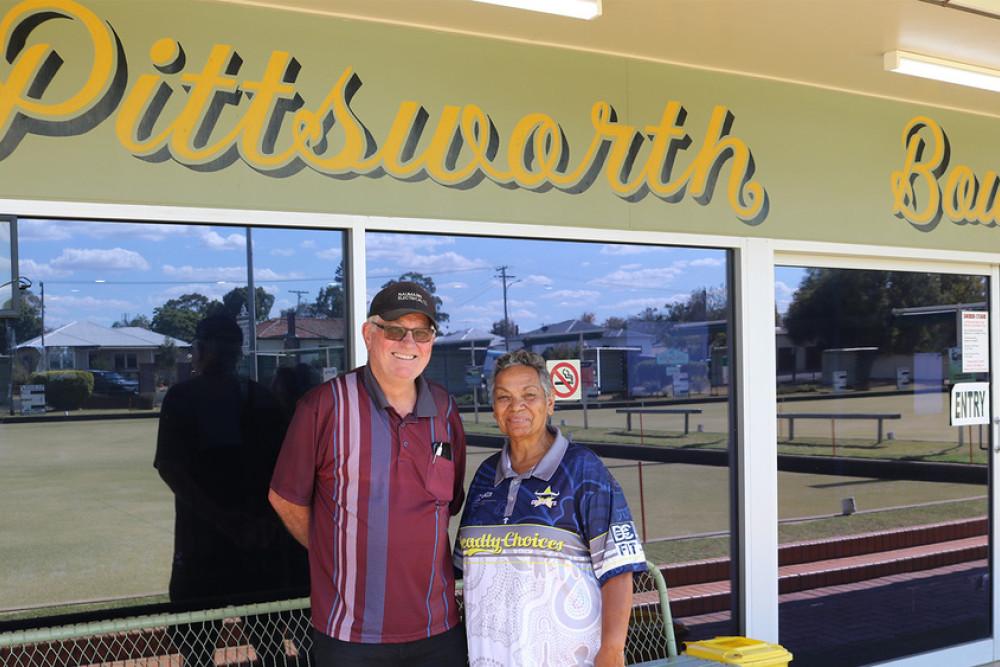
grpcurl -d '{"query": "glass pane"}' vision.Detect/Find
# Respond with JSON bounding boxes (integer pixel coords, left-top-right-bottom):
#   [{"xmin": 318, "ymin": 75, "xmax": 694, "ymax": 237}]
[
  {"xmin": 367, "ymin": 231, "xmax": 736, "ymax": 643},
  {"xmin": 0, "ymin": 218, "xmax": 14, "ymax": 316},
  {"xmin": 775, "ymin": 266, "xmax": 990, "ymax": 665},
  {"xmin": 0, "ymin": 219, "xmax": 347, "ymax": 625}
]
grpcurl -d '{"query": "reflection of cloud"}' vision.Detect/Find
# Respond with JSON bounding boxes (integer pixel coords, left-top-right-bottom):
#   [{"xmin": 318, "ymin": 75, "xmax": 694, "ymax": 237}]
[
  {"xmin": 520, "ymin": 275, "xmax": 552, "ymax": 287},
  {"xmin": 690, "ymin": 257, "xmax": 725, "ymax": 267},
  {"xmin": 367, "ymin": 234, "xmax": 488, "ymax": 274},
  {"xmin": 19, "ymin": 220, "xmax": 74, "ymax": 241},
  {"xmin": 162, "ymin": 265, "xmax": 302, "ymax": 282},
  {"xmin": 301, "ymin": 240, "xmax": 316, "ymax": 248},
  {"xmin": 601, "ymin": 244, "xmax": 652, "ymax": 256},
  {"xmin": 617, "ymin": 297, "xmax": 673, "ymax": 311},
  {"xmin": 258, "ymin": 268, "xmax": 304, "ymax": 280},
  {"xmin": 316, "ymin": 247, "xmax": 342, "ymax": 260},
  {"xmin": 200, "ymin": 230, "xmax": 246, "ymax": 251},
  {"xmin": 46, "ymin": 294, "xmax": 135, "ymax": 312},
  {"xmin": 271, "ymin": 248, "xmax": 294, "ymax": 257},
  {"xmin": 155, "ymin": 283, "xmax": 230, "ymax": 302},
  {"xmin": 20, "ymin": 219, "xmax": 197, "ymax": 242},
  {"xmin": 774, "ymin": 280, "xmax": 795, "ymax": 314},
  {"xmin": 591, "ymin": 266, "xmax": 682, "ymax": 289},
  {"xmin": 162, "ymin": 265, "xmax": 247, "ymax": 282},
  {"xmin": 18, "ymin": 258, "xmax": 72, "ymax": 279},
  {"xmin": 80, "ymin": 222, "xmax": 194, "ymax": 241},
  {"xmin": 50, "ymin": 248, "xmax": 151, "ymax": 272},
  {"xmin": 544, "ymin": 289, "xmax": 600, "ymax": 301}
]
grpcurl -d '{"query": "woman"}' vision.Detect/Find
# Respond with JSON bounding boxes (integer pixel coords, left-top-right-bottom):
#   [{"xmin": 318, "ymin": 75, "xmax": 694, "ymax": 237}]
[{"xmin": 455, "ymin": 349, "xmax": 646, "ymax": 667}]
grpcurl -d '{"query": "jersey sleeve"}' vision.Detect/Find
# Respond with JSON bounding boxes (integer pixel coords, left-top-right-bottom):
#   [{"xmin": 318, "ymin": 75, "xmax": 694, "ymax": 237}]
[{"xmin": 581, "ymin": 459, "xmax": 647, "ymax": 582}]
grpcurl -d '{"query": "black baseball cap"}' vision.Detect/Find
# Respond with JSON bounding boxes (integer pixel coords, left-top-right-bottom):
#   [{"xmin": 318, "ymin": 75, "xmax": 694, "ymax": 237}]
[{"xmin": 368, "ymin": 281, "xmax": 437, "ymax": 328}]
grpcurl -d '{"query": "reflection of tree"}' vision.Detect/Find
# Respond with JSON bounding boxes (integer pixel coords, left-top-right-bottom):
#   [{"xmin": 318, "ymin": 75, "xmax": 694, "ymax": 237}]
[
  {"xmin": 491, "ymin": 318, "xmax": 518, "ymax": 338},
  {"xmin": 220, "ymin": 286, "xmax": 274, "ymax": 321},
  {"xmin": 628, "ymin": 285, "xmax": 728, "ymax": 352},
  {"xmin": 0, "ymin": 288, "xmax": 42, "ymax": 351},
  {"xmin": 155, "ymin": 339, "xmax": 180, "ymax": 384},
  {"xmin": 783, "ymin": 269, "xmax": 985, "ymax": 354},
  {"xmin": 151, "ymin": 288, "xmax": 275, "ymax": 341},
  {"xmin": 304, "ymin": 262, "xmax": 345, "ymax": 318},
  {"xmin": 113, "ymin": 313, "xmax": 152, "ymax": 328},
  {"xmin": 380, "ymin": 271, "xmax": 449, "ymax": 325},
  {"xmin": 152, "ymin": 294, "xmax": 215, "ymax": 341},
  {"xmin": 665, "ymin": 285, "xmax": 727, "ymax": 323}
]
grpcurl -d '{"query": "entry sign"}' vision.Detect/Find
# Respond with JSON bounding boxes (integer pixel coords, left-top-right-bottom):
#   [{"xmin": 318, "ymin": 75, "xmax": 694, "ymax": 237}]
[
  {"xmin": 548, "ymin": 360, "xmax": 582, "ymax": 401},
  {"xmin": 950, "ymin": 382, "xmax": 990, "ymax": 427}
]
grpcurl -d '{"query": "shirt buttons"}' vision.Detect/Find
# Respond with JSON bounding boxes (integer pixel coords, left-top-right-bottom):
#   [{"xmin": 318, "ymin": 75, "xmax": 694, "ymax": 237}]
[{"xmin": 403, "ymin": 441, "xmax": 408, "ymax": 448}]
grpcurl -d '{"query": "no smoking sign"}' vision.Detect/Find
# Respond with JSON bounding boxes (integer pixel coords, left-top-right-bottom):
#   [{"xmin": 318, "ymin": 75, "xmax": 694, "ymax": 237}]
[{"xmin": 547, "ymin": 360, "xmax": 581, "ymax": 401}]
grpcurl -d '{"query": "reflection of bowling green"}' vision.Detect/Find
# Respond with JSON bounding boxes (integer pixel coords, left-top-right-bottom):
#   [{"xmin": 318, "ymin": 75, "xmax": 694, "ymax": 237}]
[
  {"xmin": 552, "ymin": 393, "xmax": 972, "ymax": 444},
  {"xmin": 458, "ymin": 446, "xmax": 985, "ymax": 542}
]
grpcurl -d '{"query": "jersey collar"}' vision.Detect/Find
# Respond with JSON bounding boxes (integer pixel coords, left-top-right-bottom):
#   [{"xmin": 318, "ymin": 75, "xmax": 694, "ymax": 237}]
[{"xmin": 496, "ymin": 427, "xmax": 569, "ymax": 485}]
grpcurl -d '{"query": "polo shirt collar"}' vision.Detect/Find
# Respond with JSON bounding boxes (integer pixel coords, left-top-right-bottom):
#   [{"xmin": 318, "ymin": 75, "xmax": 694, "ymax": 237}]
[
  {"xmin": 363, "ymin": 364, "xmax": 438, "ymax": 418},
  {"xmin": 494, "ymin": 426, "xmax": 569, "ymax": 486}
]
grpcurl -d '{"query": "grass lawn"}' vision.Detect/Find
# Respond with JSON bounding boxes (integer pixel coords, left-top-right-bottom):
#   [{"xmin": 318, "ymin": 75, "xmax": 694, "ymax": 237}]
[{"xmin": 0, "ymin": 398, "xmax": 989, "ymax": 621}]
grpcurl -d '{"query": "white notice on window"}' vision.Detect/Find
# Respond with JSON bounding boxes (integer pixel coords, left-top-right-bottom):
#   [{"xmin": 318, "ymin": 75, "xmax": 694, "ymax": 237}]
[{"xmin": 961, "ymin": 310, "xmax": 989, "ymax": 373}]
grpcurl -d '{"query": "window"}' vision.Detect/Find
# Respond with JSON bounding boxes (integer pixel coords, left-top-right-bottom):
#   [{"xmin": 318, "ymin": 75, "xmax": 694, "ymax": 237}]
[
  {"xmin": 774, "ymin": 265, "xmax": 990, "ymax": 664},
  {"xmin": 0, "ymin": 219, "xmax": 347, "ymax": 625},
  {"xmin": 367, "ymin": 231, "xmax": 737, "ymax": 641}
]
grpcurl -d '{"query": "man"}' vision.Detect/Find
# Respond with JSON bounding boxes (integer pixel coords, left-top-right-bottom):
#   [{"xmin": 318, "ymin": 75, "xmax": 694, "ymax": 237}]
[
  {"xmin": 156, "ymin": 313, "xmax": 301, "ymax": 666},
  {"xmin": 269, "ymin": 281, "xmax": 467, "ymax": 667}
]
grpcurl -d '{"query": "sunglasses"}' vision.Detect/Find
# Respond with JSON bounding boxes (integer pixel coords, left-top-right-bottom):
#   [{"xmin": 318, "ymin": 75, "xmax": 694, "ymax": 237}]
[{"xmin": 371, "ymin": 321, "xmax": 436, "ymax": 343}]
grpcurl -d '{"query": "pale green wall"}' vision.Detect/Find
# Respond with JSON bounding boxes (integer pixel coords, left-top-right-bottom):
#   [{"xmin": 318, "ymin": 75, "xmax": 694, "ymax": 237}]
[{"xmin": 0, "ymin": 0, "xmax": 997, "ymax": 252}]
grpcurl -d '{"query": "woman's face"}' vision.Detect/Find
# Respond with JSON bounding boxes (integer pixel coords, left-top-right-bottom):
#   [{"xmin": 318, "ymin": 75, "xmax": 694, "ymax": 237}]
[{"xmin": 492, "ymin": 364, "xmax": 555, "ymax": 443}]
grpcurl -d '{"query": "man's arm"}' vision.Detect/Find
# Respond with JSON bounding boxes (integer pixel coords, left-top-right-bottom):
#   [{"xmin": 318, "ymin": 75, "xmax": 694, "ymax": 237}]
[
  {"xmin": 269, "ymin": 489, "xmax": 311, "ymax": 548},
  {"xmin": 595, "ymin": 571, "xmax": 633, "ymax": 667}
]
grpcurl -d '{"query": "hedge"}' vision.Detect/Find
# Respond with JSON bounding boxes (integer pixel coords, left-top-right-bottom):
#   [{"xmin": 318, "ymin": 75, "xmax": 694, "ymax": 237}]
[{"xmin": 28, "ymin": 371, "xmax": 94, "ymax": 411}]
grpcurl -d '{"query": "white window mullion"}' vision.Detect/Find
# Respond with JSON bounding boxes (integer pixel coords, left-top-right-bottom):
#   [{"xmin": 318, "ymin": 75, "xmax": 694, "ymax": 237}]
[{"xmin": 734, "ymin": 237, "xmax": 780, "ymax": 642}]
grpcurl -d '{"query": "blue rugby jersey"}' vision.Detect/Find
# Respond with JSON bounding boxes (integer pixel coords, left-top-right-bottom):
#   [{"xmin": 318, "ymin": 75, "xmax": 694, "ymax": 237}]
[{"xmin": 454, "ymin": 429, "xmax": 645, "ymax": 666}]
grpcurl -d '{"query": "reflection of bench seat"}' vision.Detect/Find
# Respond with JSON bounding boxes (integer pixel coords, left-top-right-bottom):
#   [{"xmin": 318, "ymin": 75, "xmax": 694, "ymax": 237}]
[
  {"xmin": 617, "ymin": 408, "xmax": 703, "ymax": 434},
  {"xmin": 777, "ymin": 412, "xmax": 901, "ymax": 443}
]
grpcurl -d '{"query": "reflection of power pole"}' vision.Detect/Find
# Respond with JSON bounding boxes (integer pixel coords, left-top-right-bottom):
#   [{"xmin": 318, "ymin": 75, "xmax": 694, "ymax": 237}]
[
  {"xmin": 495, "ymin": 266, "xmax": 517, "ymax": 350},
  {"xmin": 289, "ymin": 289, "xmax": 308, "ymax": 313},
  {"xmin": 40, "ymin": 281, "xmax": 46, "ymax": 370}
]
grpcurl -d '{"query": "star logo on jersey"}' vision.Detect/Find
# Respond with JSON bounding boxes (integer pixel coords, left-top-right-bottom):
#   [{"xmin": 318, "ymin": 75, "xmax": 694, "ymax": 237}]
[{"xmin": 531, "ymin": 485, "xmax": 560, "ymax": 508}]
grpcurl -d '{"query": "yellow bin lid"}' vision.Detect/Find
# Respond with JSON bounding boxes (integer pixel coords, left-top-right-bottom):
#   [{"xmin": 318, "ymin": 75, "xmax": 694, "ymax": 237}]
[{"xmin": 686, "ymin": 636, "xmax": 793, "ymax": 665}]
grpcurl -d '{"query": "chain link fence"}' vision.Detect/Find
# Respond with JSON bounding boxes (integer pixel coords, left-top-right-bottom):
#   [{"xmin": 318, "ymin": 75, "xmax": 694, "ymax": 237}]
[{"xmin": 1, "ymin": 562, "xmax": 676, "ymax": 666}]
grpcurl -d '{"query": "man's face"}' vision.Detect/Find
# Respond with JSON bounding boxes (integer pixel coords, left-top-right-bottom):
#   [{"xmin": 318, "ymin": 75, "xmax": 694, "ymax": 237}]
[{"xmin": 363, "ymin": 312, "xmax": 435, "ymax": 385}]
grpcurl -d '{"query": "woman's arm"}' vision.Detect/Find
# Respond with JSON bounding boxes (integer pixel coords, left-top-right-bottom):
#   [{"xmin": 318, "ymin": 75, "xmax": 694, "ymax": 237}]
[{"xmin": 595, "ymin": 571, "xmax": 633, "ymax": 667}]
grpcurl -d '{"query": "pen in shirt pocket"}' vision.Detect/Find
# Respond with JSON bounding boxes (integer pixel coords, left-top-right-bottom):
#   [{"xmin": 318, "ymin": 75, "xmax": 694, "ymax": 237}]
[{"xmin": 432, "ymin": 442, "xmax": 452, "ymax": 461}]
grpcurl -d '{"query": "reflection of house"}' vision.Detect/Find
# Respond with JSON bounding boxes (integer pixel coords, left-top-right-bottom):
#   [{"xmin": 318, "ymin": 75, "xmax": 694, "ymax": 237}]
[
  {"xmin": 254, "ymin": 313, "xmax": 346, "ymax": 374},
  {"xmin": 427, "ymin": 328, "xmax": 504, "ymax": 396},
  {"xmin": 16, "ymin": 320, "xmax": 187, "ymax": 377},
  {"xmin": 520, "ymin": 319, "xmax": 605, "ymax": 354}
]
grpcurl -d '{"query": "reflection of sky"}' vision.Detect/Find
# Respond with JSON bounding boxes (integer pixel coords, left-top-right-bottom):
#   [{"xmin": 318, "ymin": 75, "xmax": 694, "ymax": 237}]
[
  {"xmin": 366, "ymin": 233, "xmax": 729, "ymax": 332},
  {"xmin": 15, "ymin": 218, "xmax": 803, "ymax": 332},
  {"xmin": 774, "ymin": 265, "xmax": 806, "ymax": 316}
]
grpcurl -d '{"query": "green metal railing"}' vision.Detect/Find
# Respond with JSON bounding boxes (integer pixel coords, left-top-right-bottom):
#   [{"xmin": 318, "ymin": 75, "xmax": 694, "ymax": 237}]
[{"xmin": 1, "ymin": 561, "xmax": 676, "ymax": 666}]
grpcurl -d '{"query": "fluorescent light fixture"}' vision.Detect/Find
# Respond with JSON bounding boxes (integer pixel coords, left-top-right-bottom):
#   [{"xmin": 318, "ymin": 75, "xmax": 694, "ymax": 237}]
[
  {"xmin": 470, "ymin": 0, "xmax": 602, "ymax": 20},
  {"xmin": 885, "ymin": 50, "xmax": 1000, "ymax": 93}
]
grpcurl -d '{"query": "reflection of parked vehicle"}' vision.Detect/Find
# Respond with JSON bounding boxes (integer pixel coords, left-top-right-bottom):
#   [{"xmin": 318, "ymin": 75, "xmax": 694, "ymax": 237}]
[{"xmin": 87, "ymin": 370, "xmax": 139, "ymax": 395}]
